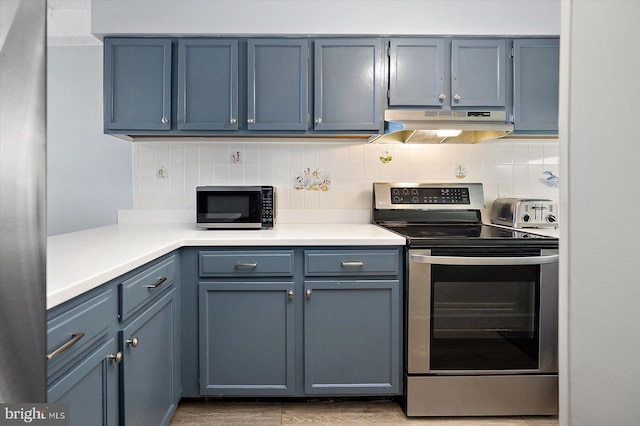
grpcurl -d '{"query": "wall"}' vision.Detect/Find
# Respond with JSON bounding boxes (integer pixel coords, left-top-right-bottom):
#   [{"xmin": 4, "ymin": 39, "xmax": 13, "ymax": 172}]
[
  {"xmin": 47, "ymin": 46, "xmax": 132, "ymax": 236},
  {"xmin": 91, "ymin": 0, "xmax": 560, "ymax": 37},
  {"xmin": 560, "ymin": 1, "xmax": 640, "ymax": 425},
  {"xmin": 131, "ymin": 139, "xmax": 559, "ymax": 223}
]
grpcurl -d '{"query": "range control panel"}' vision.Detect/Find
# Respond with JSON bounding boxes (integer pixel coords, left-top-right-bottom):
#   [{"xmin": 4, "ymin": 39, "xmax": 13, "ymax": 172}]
[
  {"xmin": 373, "ymin": 182, "xmax": 486, "ymax": 211},
  {"xmin": 391, "ymin": 187, "xmax": 470, "ymax": 204}
]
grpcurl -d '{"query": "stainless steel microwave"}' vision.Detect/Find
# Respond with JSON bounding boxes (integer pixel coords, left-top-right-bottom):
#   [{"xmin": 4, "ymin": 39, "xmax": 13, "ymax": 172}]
[{"xmin": 196, "ymin": 186, "xmax": 276, "ymax": 229}]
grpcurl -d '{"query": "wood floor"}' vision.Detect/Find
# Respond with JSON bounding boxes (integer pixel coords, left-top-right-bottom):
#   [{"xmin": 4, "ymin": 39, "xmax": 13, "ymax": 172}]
[{"xmin": 169, "ymin": 399, "xmax": 559, "ymax": 425}]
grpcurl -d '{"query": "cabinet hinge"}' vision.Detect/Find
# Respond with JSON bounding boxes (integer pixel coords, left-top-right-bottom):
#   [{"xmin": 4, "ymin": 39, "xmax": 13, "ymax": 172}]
[
  {"xmin": 387, "ymin": 89, "xmax": 390, "ymax": 101},
  {"xmin": 387, "ymin": 46, "xmax": 391, "ymax": 57},
  {"xmin": 511, "ymin": 47, "xmax": 515, "ymax": 58}
]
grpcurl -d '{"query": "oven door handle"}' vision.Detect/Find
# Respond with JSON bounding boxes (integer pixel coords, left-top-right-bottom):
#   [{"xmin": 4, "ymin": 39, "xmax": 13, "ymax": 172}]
[{"xmin": 410, "ymin": 253, "xmax": 559, "ymax": 266}]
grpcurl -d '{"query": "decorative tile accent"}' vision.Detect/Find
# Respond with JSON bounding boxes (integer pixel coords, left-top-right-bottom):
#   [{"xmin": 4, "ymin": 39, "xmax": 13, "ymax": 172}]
[
  {"xmin": 541, "ymin": 170, "xmax": 560, "ymax": 188},
  {"xmin": 294, "ymin": 168, "xmax": 331, "ymax": 191}
]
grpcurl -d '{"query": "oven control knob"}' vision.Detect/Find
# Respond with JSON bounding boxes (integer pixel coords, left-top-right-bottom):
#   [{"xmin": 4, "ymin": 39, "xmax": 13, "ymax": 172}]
[
  {"xmin": 546, "ymin": 214, "xmax": 557, "ymax": 223},
  {"xmin": 412, "ymin": 196, "xmax": 419, "ymax": 203},
  {"xmin": 522, "ymin": 214, "xmax": 531, "ymax": 222}
]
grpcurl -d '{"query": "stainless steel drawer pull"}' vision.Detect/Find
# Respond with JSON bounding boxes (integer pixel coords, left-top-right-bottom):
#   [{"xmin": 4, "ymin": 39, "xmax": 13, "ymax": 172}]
[
  {"xmin": 305, "ymin": 289, "xmax": 312, "ymax": 298},
  {"xmin": 47, "ymin": 332, "xmax": 85, "ymax": 360},
  {"xmin": 235, "ymin": 262, "xmax": 257, "ymax": 269},
  {"xmin": 145, "ymin": 277, "xmax": 167, "ymax": 289},
  {"xmin": 341, "ymin": 261, "xmax": 364, "ymax": 267},
  {"xmin": 410, "ymin": 254, "xmax": 559, "ymax": 266}
]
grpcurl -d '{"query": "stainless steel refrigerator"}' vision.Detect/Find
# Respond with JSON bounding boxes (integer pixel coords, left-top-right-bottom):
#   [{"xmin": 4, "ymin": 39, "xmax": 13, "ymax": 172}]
[{"xmin": 0, "ymin": 0, "xmax": 46, "ymax": 402}]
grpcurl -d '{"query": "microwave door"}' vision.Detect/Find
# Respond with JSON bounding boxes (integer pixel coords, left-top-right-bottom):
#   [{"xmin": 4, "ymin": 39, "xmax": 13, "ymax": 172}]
[{"xmin": 205, "ymin": 213, "xmax": 242, "ymax": 222}]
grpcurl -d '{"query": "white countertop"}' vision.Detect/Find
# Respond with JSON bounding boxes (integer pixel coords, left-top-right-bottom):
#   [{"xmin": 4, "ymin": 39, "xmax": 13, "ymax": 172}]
[{"xmin": 47, "ymin": 223, "xmax": 406, "ymax": 309}]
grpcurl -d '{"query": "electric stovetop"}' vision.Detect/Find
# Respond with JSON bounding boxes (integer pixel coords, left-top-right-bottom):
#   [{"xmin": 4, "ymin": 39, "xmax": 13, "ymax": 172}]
[{"xmin": 379, "ymin": 223, "xmax": 556, "ymax": 248}]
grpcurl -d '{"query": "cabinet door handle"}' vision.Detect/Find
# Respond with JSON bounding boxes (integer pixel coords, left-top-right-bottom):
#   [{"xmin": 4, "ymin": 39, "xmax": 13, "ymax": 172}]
[
  {"xmin": 108, "ymin": 351, "xmax": 123, "ymax": 364},
  {"xmin": 315, "ymin": 117, "xmax": 322, "ymax": 124},
  {"xmin": 235, "ymin": 262, "xmax": 257, "ymax": 269},
  {"xmin": 230, "ymin": 118, "xmax": 237, "ymax": 124},
  {"xmin": 145, "ymin": 277, "xmax": 167, "ymax": 289},
  {"xmin": 453, "ymin": 94, "xmax": 461, "ymax": 101},
  {"xmin": 305, "ymin": 289, "xmax": 312, "ymax": 298},
  {"xmin": 438, "ymin": 93, "xmax": 446, "ymax": 101},
  {"xmin": 126, "ymin": 337, "xmax": 139, "ymax": 348},
  {"xmin": 341, "ymin": 261, "xmax": 364, "ymax": 267},
  {"xmin": 161, "ymin": 117, "xmax": 169, "ymax": 124},
  {"xmin": 47, "ymin": 332, "xmax": 85, "ymax": 360},
  {"xmin": 288, "ymin": 290, "xmax": 294, "ymax": 299},
  {"xmin": 247, "ymin": 118, "xmax": 254, "ymax": 124}
]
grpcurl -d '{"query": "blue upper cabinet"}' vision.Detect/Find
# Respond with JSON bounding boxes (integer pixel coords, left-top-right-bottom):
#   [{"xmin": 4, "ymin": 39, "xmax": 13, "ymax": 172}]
[
  {"xmin": 104, "ymin": 38, "xmax": 172, "ymax": 131},
  {"xmin": 247, "ymin": 39, "xmax": 309, "ymax": 131},
  {"xmin": 314, "ymin": 39, "xmax": 384, "ymax": 131},
  {"xmin": 177, "ymin": 39, "xmax": 239, "ymax": 130},
  {"xmin": 451, "ymin": 39, "xmax": 507, "ymax": 107},
  {"xmin": 513, "ymin": 38, "xmax": 560, "ymax": 132},
  {"xmin": 389, "ymin": 38, "xmax": 447, "ymax": 107}
]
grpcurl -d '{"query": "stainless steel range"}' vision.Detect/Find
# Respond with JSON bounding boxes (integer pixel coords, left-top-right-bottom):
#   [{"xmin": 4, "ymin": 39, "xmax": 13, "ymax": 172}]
[{"xmin": 373, "ymin": 182, "xmax": 559, "ymax": 417}]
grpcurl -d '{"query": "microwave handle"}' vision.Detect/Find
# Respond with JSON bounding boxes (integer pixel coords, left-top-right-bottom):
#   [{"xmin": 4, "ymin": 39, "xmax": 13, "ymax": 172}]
[{"xmin": 410, "ymin": 254, "xmax": 559, "ymax": 266}]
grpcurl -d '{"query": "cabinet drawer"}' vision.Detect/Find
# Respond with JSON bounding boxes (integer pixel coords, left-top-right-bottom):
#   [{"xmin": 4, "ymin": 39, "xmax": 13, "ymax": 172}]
[
  {"xmin": 199, "ymin": 250, "xmax": 294, "ymax": 277},
  {"xmin": 304, "ymin": 250, "xmax": 399, "ymax": 276},
  {"xmin": 120, "ymin": 254, "xmax": 176, "ymax": 321},
  {"xmin": 47, "ymin": 288, "xmax": 114, "ymax": 373}
]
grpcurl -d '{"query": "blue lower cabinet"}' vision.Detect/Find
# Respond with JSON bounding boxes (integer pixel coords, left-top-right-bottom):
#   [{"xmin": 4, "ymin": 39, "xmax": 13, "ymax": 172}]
[
  {"xmin": 198, "ymin": 281, "xmax": 295, "ymax": 396},
  {"xmin": 120, "ymin": 288, "xmax": 179, "ymax": 426},
  {"xmin": 47, "ymin": 338, "xmax": 120, "ymax": 426},
  {"xmin": 303, "ymin": 280, "xmax": 401, "ymax": 395},
  {"xmin": 194, "ymin": 247, "xmax": 403, "ymax": 398}
]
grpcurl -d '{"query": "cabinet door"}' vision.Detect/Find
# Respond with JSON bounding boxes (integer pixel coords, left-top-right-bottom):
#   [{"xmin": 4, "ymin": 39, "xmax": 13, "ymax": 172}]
[
  {"xmin": 247, "ymin": 39, "xmax": 309, "ymax": 130},
  {"xmin": 104, "ymin": 38, "xmax": 172, "ymax": 131},
  {"xmin": 199, "ymin": 281, "xmax": 295, "ymax": 396},
  {"xmin": 177, "ymin": 39, "xmax": 239, "ymax": 130},
  {"xmin": 513, "ymin": 39, "xmax": 560, "ymax": 132},
  {"xmin": 303, "ymin": 280, "xmax": 400, "ymax": 395},
  {"xmin": 48, "ymin": 338, "xmax": 119, "ymax": 426},
  {"xmin": 120, "ymin": 289, "xmax": 178, "ymax": 426},
  {"xmin": 389, "ymin": 38, "xmax": 446, "ymax": 107},
  {"xmin": 451, "ymin": 39, "xmax": 507, "ymax": 107},
  {"xmin": 314, "ymin": 39, "xmax": 383, "ymax": 131}
]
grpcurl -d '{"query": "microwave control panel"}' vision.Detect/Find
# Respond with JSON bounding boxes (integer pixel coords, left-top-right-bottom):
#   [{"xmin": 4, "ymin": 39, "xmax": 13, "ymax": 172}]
[{"xmin": 261, "ymin": 186, "xmax": 275, "ymax": 227}]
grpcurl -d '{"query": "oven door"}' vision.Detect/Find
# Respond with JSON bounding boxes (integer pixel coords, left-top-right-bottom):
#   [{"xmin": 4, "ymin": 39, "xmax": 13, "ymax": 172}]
[{"xmin": 407, "ymin": 248, "xmax": 558, "ymax": 375}]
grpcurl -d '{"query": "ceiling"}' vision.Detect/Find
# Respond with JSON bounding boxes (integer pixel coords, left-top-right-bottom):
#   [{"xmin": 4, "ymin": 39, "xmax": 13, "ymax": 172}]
[{"xmin": 47, "ymin": 0, "xmax": 100, "ymax": 46}]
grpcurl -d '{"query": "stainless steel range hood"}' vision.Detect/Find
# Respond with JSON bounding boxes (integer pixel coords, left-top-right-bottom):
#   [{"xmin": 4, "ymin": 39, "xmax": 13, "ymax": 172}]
[{"xmin": 369, "ymin": 110, "xmax": 514, "ymax": 144}]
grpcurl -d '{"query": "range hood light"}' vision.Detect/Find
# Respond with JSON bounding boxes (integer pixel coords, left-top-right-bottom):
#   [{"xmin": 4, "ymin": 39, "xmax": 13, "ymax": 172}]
[{"xmin": 436, "ymin": 129, "xmax": 462, "ymax": 137}]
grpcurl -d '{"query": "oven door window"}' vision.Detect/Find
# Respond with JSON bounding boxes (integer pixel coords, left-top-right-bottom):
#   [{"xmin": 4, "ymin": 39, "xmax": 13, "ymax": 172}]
[
  {"xmin": 431, "ymin": 264, "xmax": 540, "ymax": 371},
  {"xmin": 197, "ymin": 191, "xmax": 261, "ymax": 224}
]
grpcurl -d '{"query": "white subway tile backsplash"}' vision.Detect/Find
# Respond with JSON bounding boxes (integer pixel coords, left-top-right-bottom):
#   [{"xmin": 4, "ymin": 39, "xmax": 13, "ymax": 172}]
[
  {"xmin": 132, "ymin": 140, "xmax": 560, "ymax": 214},
  {"xmin": 498, "ymin": 147, "xmax": 514, "ymax": 164}
]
